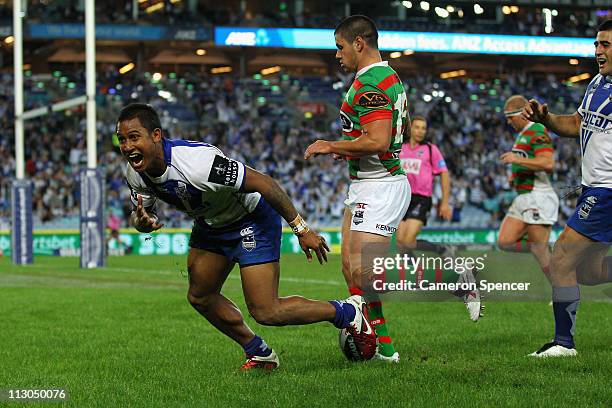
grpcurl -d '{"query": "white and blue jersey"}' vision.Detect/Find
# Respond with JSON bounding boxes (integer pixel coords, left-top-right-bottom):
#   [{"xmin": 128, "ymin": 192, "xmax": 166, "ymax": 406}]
[
  {"xmin": 568, "ymin": 74, "xmax": 612, "ymax": 242},
  {"xmin": 577, "ymin": 74, "xmax": 612, "ymax": 188},
  {"xmin": 126, "ymin": 138, "xmax": 281, "ymax": 265}
]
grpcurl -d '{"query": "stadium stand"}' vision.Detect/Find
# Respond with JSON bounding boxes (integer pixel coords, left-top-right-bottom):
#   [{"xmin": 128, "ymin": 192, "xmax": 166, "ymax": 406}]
[
  {"xmin": 0, "ymin": 67, "xmax": 584, "ymax": 230},
  {"xmin": 10, "ymin": 1, "xmax": 610, "ymax": 38}
]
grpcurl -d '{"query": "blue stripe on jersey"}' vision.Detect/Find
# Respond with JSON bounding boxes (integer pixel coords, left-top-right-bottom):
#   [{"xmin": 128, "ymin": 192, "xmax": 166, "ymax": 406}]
[
  {"xmin": 138, "ymin": 175, "xmax": 207, "ymax": 215},
  {"xmin": 162, "ymin": 138, "xmax": 214, "ymax": 165},
  {"xmin": 580, "ymin": 75, "xmax": 612, "ymax": 154}
]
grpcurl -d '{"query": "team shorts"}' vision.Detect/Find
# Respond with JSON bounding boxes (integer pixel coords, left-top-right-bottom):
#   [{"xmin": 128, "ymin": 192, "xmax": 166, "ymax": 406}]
[
  {"xmin": 189, "ymin": 198, "xmax": 281, "ymax": 267},
  {"xmin": 344, "ymin": 177, "xmax": 411, "ymax": 237},
  {"xmin": 401, "ymin": 194, "xmax": 433, "ymax": 225},
  {"xmin": 567, "ymin": 185, "xmax": 612, "ymax": 243},
  {"xmin": 506, "ymin": 189, "xmax": 559, "ymax": 225}
]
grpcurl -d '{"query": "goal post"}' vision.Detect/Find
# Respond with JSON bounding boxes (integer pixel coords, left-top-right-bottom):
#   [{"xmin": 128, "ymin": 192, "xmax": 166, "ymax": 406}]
[{"xmin": 11, "ymin": 0, "xmax": 105, "ymax": 268}]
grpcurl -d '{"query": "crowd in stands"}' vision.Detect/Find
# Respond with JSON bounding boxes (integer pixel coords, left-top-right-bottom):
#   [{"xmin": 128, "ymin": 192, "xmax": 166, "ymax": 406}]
[
  {"xmin": 0, "ymin": 66, "xmax": 585, "ymax": 231},
  {"xmin": 0, "ymin": 1, "xmax": 608, "ymax": 38}
]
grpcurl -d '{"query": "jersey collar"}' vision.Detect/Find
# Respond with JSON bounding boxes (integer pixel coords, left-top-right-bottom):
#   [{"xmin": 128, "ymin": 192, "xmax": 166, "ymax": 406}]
[
  {"xmin": 143, "ymin": 138, "xmax": 171, "ymax": 182},
  {"xmin": 355, "ymin": 61, "xmax": 388, "ymax": 78},
  {"xmin": 519, "ymin": 121, "xmax": 534, "ymax": 135}
]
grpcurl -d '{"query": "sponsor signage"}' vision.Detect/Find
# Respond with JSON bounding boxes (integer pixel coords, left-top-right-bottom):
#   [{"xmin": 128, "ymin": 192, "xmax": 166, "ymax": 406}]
[
  {"xmin": 215, "ymin": 26, "xmax": 593, "ymax": 57},
  {"xmin": 25, "ymin": 23, "xmax": 211, "ymax": 41},
  {"xmin": 0, "ymin": 228, "xmax": 563, "ymax": 257}
]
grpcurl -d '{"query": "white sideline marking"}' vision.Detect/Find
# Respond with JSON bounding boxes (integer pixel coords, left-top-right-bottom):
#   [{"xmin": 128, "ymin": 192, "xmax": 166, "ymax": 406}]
[{"xmin": 8, "ymin": 264, "xmax": 344, "ymax": 287}]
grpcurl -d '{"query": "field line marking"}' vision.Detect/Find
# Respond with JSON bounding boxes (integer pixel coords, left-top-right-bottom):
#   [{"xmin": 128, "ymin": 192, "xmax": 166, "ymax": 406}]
[{"xmin": 9, "ymin": 264, "xmax": 345, "ymax": 287}]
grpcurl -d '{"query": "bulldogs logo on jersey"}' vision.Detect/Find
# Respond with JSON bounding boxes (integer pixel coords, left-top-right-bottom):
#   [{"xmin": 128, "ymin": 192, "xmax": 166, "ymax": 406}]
[{"xmin": 240, "ymin": 227, "xmax": 257, "ymax": 251}]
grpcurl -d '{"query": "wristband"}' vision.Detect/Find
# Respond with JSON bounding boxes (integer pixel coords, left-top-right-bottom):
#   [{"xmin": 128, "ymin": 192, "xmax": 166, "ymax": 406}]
[{"xmin": 289, "ymin": 214, "xmax": 310, "ymax": 237}]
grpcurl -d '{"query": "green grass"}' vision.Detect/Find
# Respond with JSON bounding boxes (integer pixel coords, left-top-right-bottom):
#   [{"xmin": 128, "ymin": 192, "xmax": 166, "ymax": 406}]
[{"xmin": 0, "ymin": 254, "xmax": 611, "ymax": 407}]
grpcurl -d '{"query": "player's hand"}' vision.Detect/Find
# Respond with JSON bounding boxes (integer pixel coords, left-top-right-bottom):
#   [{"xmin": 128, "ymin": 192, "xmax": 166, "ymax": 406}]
[
  {"xmin": 332, "ymin": 153, "xmax": 346, "ymax": 161},
  {"xmin": 304, "ymin": 140, "xmax": 332, "ymax": 160},
  {"xmin": 439, "ymin": 203, "xmax": 453, "ymax": 221},
  {"xmin": 133, "ymin": 195, "xmax": 163, "ymax": 233},
  {"xmin": 298, "ymin": 229, "xmax": 330, "ymax": 264},
  {"xmin": 522, "ymin": 99, "xmax": 549, "ymax": 124},
  {"xmin": 500, "ymin": 152, "xmax": 519, "ymax": 164}
]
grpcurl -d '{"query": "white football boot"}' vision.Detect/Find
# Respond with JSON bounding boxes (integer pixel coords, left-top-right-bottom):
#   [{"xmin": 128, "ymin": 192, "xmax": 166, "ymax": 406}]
[
  {"xmin": 455, "ymin": 266, "xmax": 483, "ymax": 322},
  {"xmin": 373, "ymin": 350, "xmax": 400, "ymax": 363},
  {"xmin": 528, "ymin": 342, "xmax": 577, "ymax": 357},
  {"xmin": 241, "ymin": 349, "xmax": 280, "ymax": 370}
]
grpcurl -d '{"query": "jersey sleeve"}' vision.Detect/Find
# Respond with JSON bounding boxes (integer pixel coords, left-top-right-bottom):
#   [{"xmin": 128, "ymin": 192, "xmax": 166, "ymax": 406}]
[
  {"xmin": 431, "ymin": 144, "xmax": 448, "ymax": 175},
  {"xmin": 125, "ymin": 165, "xmax": 158, "ymax": 213},
  {"xmin": 173, "ymin": 146, "xmax": 247, "ymax": 192},
  {"xmin": 531, "ymin": 127, "xmax": 554, "ymax": 155},
  {"xmin": 352, "ymin": 84, "xmax": 393, "ymax": 126}
]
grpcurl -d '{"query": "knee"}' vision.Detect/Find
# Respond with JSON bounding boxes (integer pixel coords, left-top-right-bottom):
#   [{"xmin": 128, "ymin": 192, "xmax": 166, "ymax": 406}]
[
  {"xmin": 396, "ymin": 234, "xmax": 415, "ymax": 248},
  {"xmin": 497, "ymin": 236, "xmax": 517, "ymax": 251},
  {"xmin": 248, "ymin": 304, "xmax": 283, "ymax": 326},
  {"xmin": 187, "ymin": 288, "xmax": 214, "ymax": 309}
]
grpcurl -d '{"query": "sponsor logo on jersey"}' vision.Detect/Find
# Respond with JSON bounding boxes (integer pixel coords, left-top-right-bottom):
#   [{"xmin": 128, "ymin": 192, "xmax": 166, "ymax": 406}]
[
  {"xmin": 376, "ymin": 224, "xmax": 397, "ymax": 233},
  {"xmin": 579, "ymin": 196, "xmax": 598, "ymax": 220},
  {"xmin": 355, "ymin": 203, "xmax": 368, "ymax": 209},
  {"xmin": 353, "ymin": 210, "xmax": 364, "ymax": 225},
  {"xmin": 240, "ymin": 227, "xmax": 254, "ymax": 236},
  {"xmin": 402, "ymin": 158, "xmax": 422, "ymax": 175},
  {"xmin": 357, "ymin": 92, "xmax": 390, "ymax": 108},
  {"xmin": 340, "ymin": 111, "xmax": 354, "ymax": 133},
  {"xmin": 581, "ymin": 111, "xmax": 612, "ymax": 134},
  {"xmin": 208, "ymin": 155, "xmax": 240, "ymax": 187},
  {"xmin": 534, "ymin": 134, "xmax": 552, "ymax": 145}
]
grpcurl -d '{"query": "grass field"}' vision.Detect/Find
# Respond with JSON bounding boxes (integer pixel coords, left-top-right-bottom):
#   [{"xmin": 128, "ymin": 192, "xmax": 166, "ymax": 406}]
[{"xmin": 1, "ymin": 254, "xmax": 611, "ymax": 407}]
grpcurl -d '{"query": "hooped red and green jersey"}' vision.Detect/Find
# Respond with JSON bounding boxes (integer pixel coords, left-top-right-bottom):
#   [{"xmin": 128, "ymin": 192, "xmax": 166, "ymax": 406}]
[
  {"xmin": 511, "ymin": 122, "xmax": 554, "ymax": 194},
  {"xmin": 340, "ymin": 61, "xmax": 408, "ymax": 180}
]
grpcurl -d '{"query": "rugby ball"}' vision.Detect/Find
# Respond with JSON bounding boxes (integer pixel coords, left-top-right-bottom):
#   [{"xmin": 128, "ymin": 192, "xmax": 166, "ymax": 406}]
[{"xmin": 339, "ymin": 328, "xmax": 376, "ymax": 361}]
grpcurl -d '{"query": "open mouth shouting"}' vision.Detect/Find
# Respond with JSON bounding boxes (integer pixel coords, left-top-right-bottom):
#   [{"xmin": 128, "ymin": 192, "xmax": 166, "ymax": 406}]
[
  {"xmin": 597, "ymin": 56, "xmax": 608, "ymax": 71},
  {"xmin": 126, "ymin": 151, "xmax": 145, "ymax": 170}
]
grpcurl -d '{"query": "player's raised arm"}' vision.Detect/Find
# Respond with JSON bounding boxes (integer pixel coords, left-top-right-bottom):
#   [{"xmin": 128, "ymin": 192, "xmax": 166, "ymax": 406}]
[
  {"xmin": 522, "ymin": 99, "xmax": 581, "ymax": 138},
  {"xmin": 241, "ymin": 167, "xmax": 330, "ymax": 264},
  {"xmin": 500, "ymin": 150, "xmax": 554, "ymax": 172}
]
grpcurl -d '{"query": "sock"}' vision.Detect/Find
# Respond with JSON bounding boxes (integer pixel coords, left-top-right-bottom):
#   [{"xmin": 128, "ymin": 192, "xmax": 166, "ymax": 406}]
[
  {"xmin": 604, "ymin": 257, "xmax": 612, "ymax": 283},
  {"xmin": 367, "ymin": 300, "xmax": 396, "ymax": 357},
  {"xmin": 243, "ymin": 335, "xmax": 272, "ymax": 357},
  {"xmin": 329, "ymin": 300, "xmax": 356, "ymax": 329},
  {"xmin": 349, "ymin": 286, "xmax": 364, "ymax": 296},
  {"xmin": 514, "ymin": 238, "xmax": 530, "ymax": 252},
  {"xmin": 419, "ymin": 266, "xmax": 460, "ymax": 284},
  {"xmin": 499, "ymin": 238, "xmax": 531, "ymax": 253},
  {"xmin": 416, "ymin": 239, "xmax": 445, "ymax": 255},
  {"xmin": 552, "ymin": 286, "xmax": 580, "ymax": 348}
]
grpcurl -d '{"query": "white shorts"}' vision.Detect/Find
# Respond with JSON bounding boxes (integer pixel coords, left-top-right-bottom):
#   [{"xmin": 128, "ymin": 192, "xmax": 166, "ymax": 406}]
[
  {"xmin": 506, "ymin": 189, "xmax": 559, "ymax": 225},
  {"xmin": 344, "ymin": 177, "xmax": 411, "ymax": 237}
]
